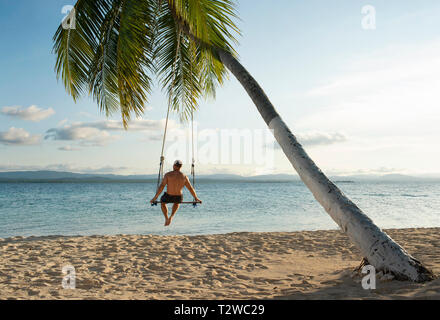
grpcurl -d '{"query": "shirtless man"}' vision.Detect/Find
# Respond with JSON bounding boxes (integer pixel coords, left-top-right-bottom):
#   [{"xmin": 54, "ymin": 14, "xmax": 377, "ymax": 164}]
[{"xmin": 150, "ymin": 160, "xmax": 202, "ymax": 226}]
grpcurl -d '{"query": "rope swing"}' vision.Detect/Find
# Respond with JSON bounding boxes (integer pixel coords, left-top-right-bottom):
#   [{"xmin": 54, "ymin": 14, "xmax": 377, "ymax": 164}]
[{"xmin": 153, "ymin": 29, "xmax": 199, "ymax": 207}]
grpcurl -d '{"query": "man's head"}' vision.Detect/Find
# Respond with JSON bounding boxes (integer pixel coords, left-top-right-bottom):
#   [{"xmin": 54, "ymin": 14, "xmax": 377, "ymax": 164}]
[{"xmin": 173, "ymin": 160, "xmax": 183, "ymax": 171}]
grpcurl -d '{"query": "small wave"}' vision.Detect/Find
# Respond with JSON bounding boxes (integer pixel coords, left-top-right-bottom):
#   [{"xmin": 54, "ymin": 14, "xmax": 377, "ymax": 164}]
[{"xmin": 401, "ymin": 194, "xmax": 428, "ymax": 198}]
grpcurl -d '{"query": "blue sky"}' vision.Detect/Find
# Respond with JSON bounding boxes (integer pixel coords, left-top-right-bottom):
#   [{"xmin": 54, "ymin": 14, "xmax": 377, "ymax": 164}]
[{"xmin": 1, "ymin": 0, "xmax": 440, "ymax": 176}]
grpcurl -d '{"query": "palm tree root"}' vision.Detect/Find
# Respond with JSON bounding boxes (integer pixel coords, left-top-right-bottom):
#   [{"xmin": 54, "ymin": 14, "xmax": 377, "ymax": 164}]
[{"xmin": 354, "ymin": 257, "xmax": 436, "ymax": 283}]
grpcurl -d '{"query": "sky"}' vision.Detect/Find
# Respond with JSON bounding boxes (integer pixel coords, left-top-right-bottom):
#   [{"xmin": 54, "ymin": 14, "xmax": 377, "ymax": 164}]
[{"xmin": 0, "ymin": 0, "xmax": 440, "ymax": 176}]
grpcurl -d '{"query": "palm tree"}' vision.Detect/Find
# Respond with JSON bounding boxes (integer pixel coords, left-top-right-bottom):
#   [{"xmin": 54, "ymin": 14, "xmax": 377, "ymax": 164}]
[{"xmin": 53, "ymin": 0, "xmax": 434, "ymax": 282}]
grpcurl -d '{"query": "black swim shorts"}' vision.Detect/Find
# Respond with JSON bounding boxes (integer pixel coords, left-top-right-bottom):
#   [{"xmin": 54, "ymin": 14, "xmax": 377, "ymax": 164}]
[{"xmin": 160, "ymin": 192, "xmax": 183, "ymax": 204}]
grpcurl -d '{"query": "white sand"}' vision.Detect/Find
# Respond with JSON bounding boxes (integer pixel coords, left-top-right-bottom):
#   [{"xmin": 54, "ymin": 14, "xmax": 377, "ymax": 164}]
[{"xmin": 0, "ymin": 228, "xmax": 438, "ymax": 299}]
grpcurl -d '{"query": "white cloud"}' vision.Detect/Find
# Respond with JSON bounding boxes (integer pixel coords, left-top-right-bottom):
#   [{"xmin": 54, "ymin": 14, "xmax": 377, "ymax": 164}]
[
  {"xmin": 1, "ymin": 105, "xmax": 55, "ymax": 122},
  {"xmin": 300, "ymin": 39, "xmax": 440, "ymax": 136},
  {"xmin": 0, "ymin": 127, "xmax": 41, "ymax": 146},
  {"xmin": 279, "ymin": 39, "xmax": 440, "ymax": 175},
  {"xmin": 89, "ymin": 118, "xmax": 179, "ymax": 132},
  {"xmin": 269, "ymin": 132, "xmax": 347, "ymax": 149},
  {"xmin": 297, "ymin": 132, "xmax": 347, "ymax": 147},
  {"xmin": 58, "ymin": 145, "xmax": 80, "ymax": 151},
  {"xmin": 77, "ymin": 111, "xmax": 96, "ymax": 119},
  {"xmin": 45, "ymin": 118, "xmax": 179, "ymax": 147},
  {"xmin": 57, "ymin": 119, "xmax": 68, "ymax": 127},
  {"xmin": 325, "ymin": 167, "xmax": 404, "ymax": 176},
  {"xmin": 45, "ymin": 125, "xmax": 117, "ymax": 147}
]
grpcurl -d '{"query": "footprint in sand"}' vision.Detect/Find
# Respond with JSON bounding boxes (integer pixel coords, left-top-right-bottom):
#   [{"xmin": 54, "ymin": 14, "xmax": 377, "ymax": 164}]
[
  {"xmin": 88, "ymin": 266, "xmax": 105, "ymax": 273},
  {"xmin": 147, "ymin": 263, "xmax": 162, "ymax": 271},
  {"xmin": 211, "ymin": 280, "xmax": 222, "ymax": 287},
  {"xmin": 49, "ymin": 290, "xmax": 60, "ymax": 297},
  {"xmin": 192, "ymin": 279, "xmax": 203, "ymax": 286},
  {"xmin": 27, "ymin": 289, "xmax": 40, "ymax": 296}
]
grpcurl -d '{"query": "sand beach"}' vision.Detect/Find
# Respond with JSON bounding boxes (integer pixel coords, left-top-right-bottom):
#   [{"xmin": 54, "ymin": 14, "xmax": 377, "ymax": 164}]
[{"xmin": 0, "ymin": 228, "xmax": 439, "ymax": 300}]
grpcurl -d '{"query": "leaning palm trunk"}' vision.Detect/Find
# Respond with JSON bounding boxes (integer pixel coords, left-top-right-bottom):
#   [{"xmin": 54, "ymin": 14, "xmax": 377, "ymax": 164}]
[{"xmin": 217, "ymin": 49, "xmax": 434, "ymax": 282}]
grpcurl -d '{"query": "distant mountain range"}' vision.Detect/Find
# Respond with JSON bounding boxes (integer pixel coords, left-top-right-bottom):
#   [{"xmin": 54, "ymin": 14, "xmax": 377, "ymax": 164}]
[
  {"xmin": 0, "ymin": 171, "xmax": 296, "ymax": 182},
  {"xmin": 0, "ymin": 171, "xmax": 438, "ymax": 183}
]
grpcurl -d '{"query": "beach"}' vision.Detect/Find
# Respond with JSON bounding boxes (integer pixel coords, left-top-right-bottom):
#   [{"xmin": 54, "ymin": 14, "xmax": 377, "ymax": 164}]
[{"xmin": 0, "ymin": 228, "xmax": 439, "ymax": 300}]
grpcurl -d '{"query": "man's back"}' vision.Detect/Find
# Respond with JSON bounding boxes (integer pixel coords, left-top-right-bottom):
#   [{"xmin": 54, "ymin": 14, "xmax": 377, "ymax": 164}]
[
  {"xmin": 150, "ymin": 160, "xmax": 201, "ymax": 226},
  {"xmin": 165, "ymin": 171, "xmax": 187, "ymax": 195}
]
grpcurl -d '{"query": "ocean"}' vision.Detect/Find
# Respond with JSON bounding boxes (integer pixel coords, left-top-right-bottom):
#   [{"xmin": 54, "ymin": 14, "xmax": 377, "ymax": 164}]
[{"xmin": 0, "ymin": 181, "xmax": 439, "ymax": 238}]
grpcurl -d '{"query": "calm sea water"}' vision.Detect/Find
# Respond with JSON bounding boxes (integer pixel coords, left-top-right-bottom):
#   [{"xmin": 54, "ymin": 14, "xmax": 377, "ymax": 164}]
[{"xmin": 0, "ymin": 181, "xmax": 439, "ymax": 238}]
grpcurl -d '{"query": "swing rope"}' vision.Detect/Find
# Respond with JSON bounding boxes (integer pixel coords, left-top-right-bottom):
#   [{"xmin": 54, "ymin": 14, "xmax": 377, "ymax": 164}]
[
  {"xmin": 156, "ymin": 28, "xmax": 182, "ymax": 193},
  {"xmin": 190, "ymin": 100, "xmax": 196, "ymax": 205},
  {"xmin": 189, "ymin": 42, "xmax": 196, "ymax": 205}
]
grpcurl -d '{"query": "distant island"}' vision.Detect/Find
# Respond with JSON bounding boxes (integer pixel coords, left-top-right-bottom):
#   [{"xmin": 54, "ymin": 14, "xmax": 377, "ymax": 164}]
[{"xmin": 0, "ymin": 171, "xmax": 438, "ymax": 183}]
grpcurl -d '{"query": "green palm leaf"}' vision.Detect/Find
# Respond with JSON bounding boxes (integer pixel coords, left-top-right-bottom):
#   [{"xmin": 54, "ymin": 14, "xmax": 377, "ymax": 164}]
[
  {"xmin": 53, "ymin": 0, "xmax": 240, "ymax": 126},
  {"xmin": 53, "ymin": 0, "xmax": 104, "ymax": 100},
  {"xmin": 155, "ymin": 0, "xmax": 202, "ymax": 121}
]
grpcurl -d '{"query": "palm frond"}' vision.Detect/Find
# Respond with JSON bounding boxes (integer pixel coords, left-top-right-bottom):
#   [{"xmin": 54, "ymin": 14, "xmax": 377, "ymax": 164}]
[
  {"xmin": 88, "ymin": 0, "xmax": 123, "ymax": 117},
  {"xmin": 53, "ymin": 0, "xmax": 105, "ymax": 100},
  {"xmin": 53, "ymin": 0, "xmax": 240, "ymax": 126},
  {"xmin": 54, "ymin": 0, "xmax": 156, "ymax": 127},
  {"xmin": 155, "ymin": 1, "xmax": 202, "ymax": 121},
  {"xmin": 155, "ymin": 0, "xmax": 240, "ymax": 119},
  {"xmin": 117, "ymin": 0, "xmax": 156, "ymax": 126},
  {"xmin": 169, "ymin": 0, "xmax": 240, "ymax": 52}
]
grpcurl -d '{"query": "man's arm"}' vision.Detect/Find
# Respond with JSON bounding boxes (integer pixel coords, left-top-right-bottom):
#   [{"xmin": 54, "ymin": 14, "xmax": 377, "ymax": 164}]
[
  {"xmin": 151, "ymin": 175, "xmax": 168, "ymax": 203},
  {"xmin": 184, "ymin": 177, "xmax": 202, "ymax": 203}
]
